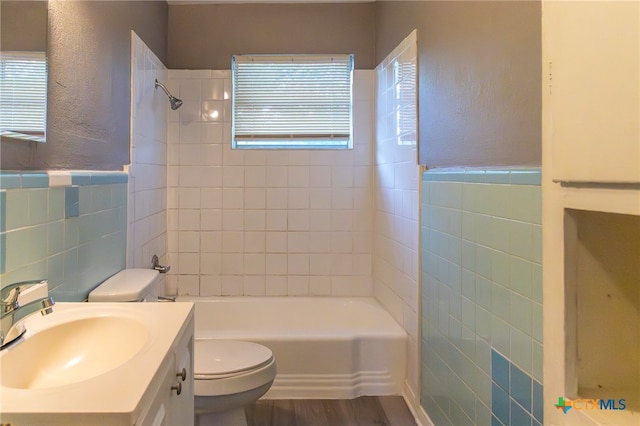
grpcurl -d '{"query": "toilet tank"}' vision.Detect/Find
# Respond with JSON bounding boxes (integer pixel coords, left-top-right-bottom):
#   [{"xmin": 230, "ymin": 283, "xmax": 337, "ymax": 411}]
[{"xmin": 88, "ymin": 269, "xmax": 160, "ymax": 302}]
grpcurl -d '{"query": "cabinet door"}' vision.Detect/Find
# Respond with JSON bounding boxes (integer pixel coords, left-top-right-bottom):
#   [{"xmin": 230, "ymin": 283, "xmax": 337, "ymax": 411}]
[
  {"xmin": 545, "ymin": 1, "xmax": 640, "ymax": 183},
  {"xmin": 165, "ymin": 339, "xmax": 194, "ymax": 425}
]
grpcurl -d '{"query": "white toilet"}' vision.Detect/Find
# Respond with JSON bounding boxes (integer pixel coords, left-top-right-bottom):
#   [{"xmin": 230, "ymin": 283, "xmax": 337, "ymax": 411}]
[{"xmin": 88, "ymin": 269, "xmax": 277, "ymax": 426}]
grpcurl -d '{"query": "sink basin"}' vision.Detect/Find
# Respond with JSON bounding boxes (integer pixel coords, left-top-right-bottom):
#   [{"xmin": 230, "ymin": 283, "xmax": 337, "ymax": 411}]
[{"xmin": 1, "ymin": 315, "xmax": 148, "ymax": 389}]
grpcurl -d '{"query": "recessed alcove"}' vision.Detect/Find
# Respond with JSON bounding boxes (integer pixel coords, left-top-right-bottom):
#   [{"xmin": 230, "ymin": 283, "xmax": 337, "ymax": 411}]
[{"xmin": 564, "ymin": 209, "xmax": 640, "ymax": 413}]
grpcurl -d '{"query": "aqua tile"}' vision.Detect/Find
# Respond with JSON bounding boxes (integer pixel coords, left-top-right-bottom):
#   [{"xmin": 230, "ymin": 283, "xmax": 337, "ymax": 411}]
[
  {"xmin": 461, "ymin": 240, "xmax": 475, "ymax": 270},
  {"xmin": 510, "ymin": 398, "xmax": 532, "ymax": 426},
  {"xmin": 0, "ymin": 232, "xmax": 5, "ymax": 274},
  {"xmin": 476, "ymin": 276, "xmax": 492, "ymax": 311},
  {"xmin": 532, "ymin": 341, "xmax": 543, "ymax": 383},
  {"xmin": 5, "ymin": 228, "xmax": 30, "ymax": 271},
  {"xmin": 491, "ymin": 316, "xmax": 511, "ymax": 357},
  {"xmin": 29, "ymin": 189, "xmax": 49, "ymax": 225},
  {"xmin": 531, "ymin": 263, "xmax": 542, "ymax": 304},
  {"xmin": 491, "ymin": 283, "xmax": 511, "ymax": 322},
  {"xmin": 510, "ymin": 327, "xmax": 533, "ymax": 375},
  {"xmin": 492, "ymin": 414, "xmax": 505, "ymax": 426},
  {"xmin": 491, "ymin": 250, "xmax": 511, "ymax": 287},
  {"xmin": 70, "ymin": 172, "xmax": 91, "ymax": 186},
  {"xmin": 0, "ymin": 191, "xmax": 5, "ymax": 232},
  {"xmin": 484, "ymin": 170, "xmax": 511, "ymax": 184},
  {"xmin": 508, "ymin": 220, "xmax": 533, "ymax": 261},
  {"xmin": 111, "ymin": 184, "xmax": 128, "ymax": 208},
  {"xmin": 65, "ymin": 186, "xmax": 80, "ymax": 218},
  {"xmin": 531, "ymin": 302, "xmax": 542, "ymax": 342},
  {"xmin": 532, "ymin": 380, "xmax": 543, "ymax": 423},
  {"xmin": 47, "ymin": 252, "xmax": 65, "ymax": 288},
  {"xmin": 5, "ymin": 189, "xmax": 29, "ymax": 230},
  {"xmin": 476, "ymin": 306, "xmax": 492, "ymax": 343},
  {"xmin": 461, "ymin": 296, "xmax": 475, "ymax": 329},
  {"xmin": 511, "ymin": 293, "xmax": 533, "ymax": 335},
  {"xmin": 476, "ymin": 246, "xmax": 492, "ymax": 279},
  {"xmin": 510, "ymin": 256, "xmax": 534, "ymax": 299},
  {"xmin": 510, "ymin": 170, "xmax": 541, "ymax": 186},
  {"xmin": 531, "ymin": 225, "xmax": 542, "ymax": 264},
  {"xmin": 461, "ymin": 268, "xmax": 475, "ymax": 299},
  {"xmin": 510, "ymin": 364, "xmax": 532, "ymax": 411},
  {"xmin": 424, "ymin": 395, "xmax": 453, "ymax": 426},
  {"xmin": 64, "ymin": 217, "xmax": 79, "ymax": 251},
  {"xmin": 476, "ymin": 399, "xmax": 492, "ymax": 426},
  {"xmin": 20, "ymin": 173, "xmax": 49, "ymax": 188},
  {"xmin": 464, "ymin": 170, "xmax": 486, "ymax": 183},
  {"xmin": 90, "ymin": 173, "xmax": 128, "ymax": 185},
  {"xmin": 491, "ymin": 349, "xmax": 510, "ymax": 391},
  {"xmin": 492, "ymin": 382, "xmax": 510, "ymax": 425},
  {"xmin": 533, "ymin": 419, "xmax": 542, "ymax": 426},
  {"xmin": 461, "ymin": 211, "xmax": 476, "ymax": 242},
  {"xmin": 509, "ymin": 185, "xmax": 542, "ymax": 224},
  {"xmin": 47, "ymin": 221, "xmax": 64, "ymax": 256},
  {"xmin": 48, "ymin": 187, "xmax": 65, "ymax": 220},
  {"xmin": 476, "ymin": 338, "xmax": 492, "ymax": 375},
  {"xmin": 450, "ymin": 399, "xmax": 474, "ymax": 426},
  {"xmin": 0, "ymin": 173, "xmax": 21, "ymax": 189},
  {"xmin": 89, "ymin": 185, "xmax": 113, "ymax": 213}
]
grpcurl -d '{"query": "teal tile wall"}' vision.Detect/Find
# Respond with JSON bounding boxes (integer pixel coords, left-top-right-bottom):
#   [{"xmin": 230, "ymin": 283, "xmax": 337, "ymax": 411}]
[
  {"xmin": 421, "ymin": 168, "xmax": 542, "ymax": 426},
  {"xmin": 0, "ymin": 172, "xmax": 128, "ymax": 302}
]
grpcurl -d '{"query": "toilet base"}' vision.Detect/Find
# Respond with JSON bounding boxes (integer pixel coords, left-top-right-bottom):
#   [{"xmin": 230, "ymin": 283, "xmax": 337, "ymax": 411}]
[{"xmin": 195, "ymin": 407, "xmax": 247, "ymax": 426}]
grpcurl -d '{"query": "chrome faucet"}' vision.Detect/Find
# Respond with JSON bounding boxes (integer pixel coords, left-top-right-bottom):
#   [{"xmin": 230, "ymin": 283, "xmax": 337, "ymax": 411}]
[{"xmin": 1, "ymin": 280, "xmax": 55, "ymax": 349}]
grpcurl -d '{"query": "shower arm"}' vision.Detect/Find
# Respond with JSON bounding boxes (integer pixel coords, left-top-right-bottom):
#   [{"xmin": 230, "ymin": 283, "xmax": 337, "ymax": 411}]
[{"xmin": 155, "ymin": 79, "xmax": 172, "ymax": 98}]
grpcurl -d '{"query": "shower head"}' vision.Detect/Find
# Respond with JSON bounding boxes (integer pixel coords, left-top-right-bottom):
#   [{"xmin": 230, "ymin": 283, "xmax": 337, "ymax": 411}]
[{"xmin": 155, "ymin": 79, "xmax": 183, "ymax": 110}]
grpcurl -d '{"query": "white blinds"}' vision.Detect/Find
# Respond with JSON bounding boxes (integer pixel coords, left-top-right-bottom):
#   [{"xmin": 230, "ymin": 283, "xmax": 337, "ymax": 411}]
[
  {"xmin": 0, "ymin": 52, "xmax": 47, "ymax": 142},
  {"xmin": 232, "ymin": 54, "xmax": 353, "ymax": 149}
]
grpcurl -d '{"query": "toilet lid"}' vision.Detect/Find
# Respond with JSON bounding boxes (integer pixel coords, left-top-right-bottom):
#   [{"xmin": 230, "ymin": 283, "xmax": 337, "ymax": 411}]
[{"xmin": 194, "ymin": 340, "xmax": 274, "ymax": 376}]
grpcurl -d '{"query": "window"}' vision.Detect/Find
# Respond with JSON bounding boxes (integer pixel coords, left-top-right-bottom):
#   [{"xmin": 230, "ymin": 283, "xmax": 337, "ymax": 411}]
[
  {"xmin": 0, "ymin": 51, "xmax": 47, "ymax": 143},
  {"xmin": 232, "ymin": 54, "xmax": 353, "ymax": 149}
]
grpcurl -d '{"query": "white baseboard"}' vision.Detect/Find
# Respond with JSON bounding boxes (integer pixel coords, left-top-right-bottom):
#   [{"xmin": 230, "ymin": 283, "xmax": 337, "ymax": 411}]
[{"xmin": 403, "ymin": 382, "xmax": 434, "ymax": 426}]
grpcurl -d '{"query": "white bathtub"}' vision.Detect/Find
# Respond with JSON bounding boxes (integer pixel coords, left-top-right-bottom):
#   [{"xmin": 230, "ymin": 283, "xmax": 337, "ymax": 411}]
[{"xmin": 177, "ymin": 296, "xmax": 407, "ymax": 399}]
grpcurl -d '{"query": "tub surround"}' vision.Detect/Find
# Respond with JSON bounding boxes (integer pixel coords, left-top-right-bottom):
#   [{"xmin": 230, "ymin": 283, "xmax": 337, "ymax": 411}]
[
  {"xmin": 421, "ymin": 168, "xmax": 543, "ymax": 426},
  {"xmin": 165, "ymin": 69, "xmax": 375, "ymax": 298}
]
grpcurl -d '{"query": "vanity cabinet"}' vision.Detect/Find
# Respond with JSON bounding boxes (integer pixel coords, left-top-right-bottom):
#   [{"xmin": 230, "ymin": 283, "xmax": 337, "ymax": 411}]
[
  {"xmin": 544, "ymin": 0, "xmax": 640, "ymax": 183},
  {"xmin": 136, "ymin": 315, "xmax": 194, "ymax": 426}
]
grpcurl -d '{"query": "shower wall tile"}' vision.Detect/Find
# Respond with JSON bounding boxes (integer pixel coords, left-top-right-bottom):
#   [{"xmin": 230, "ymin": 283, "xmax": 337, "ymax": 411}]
[
  {"xmin": 129, "ymin": 31, "xmax": 168, "ymax": 293},
  {"xmin": 421, "ymin": 168, "xmax": 543, "ymax": 426},
  {"xmin": 0, "ymin": 171, "xmax": 128, "ymax": 301},
  {"xmin": 166, "ymin": 69, "xmax": 374, "ymax": 297},
  {"xmin": 374, "ymin": 30, "xmax": 419, "ymax": 397}
]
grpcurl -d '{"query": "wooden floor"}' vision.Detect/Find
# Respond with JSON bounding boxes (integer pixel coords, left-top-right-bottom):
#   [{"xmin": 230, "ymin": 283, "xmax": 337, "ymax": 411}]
[{"xmin": 245, "ymin": 396, "xmax": 417, "ymax": 426}]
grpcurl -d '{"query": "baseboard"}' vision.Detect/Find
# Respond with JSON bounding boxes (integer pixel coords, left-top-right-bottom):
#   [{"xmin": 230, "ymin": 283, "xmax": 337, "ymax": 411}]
[{"xmin": 403, "ymin": 383, "xmax": 434, "ymax": 426}]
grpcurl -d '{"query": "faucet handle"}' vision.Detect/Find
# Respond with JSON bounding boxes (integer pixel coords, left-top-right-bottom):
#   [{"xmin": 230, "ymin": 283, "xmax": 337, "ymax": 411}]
[
  {"xmin": 1, "ymin": 280, "xmax": 48, "ymax": 313},
  {"xmin": 151, "ymin": 255, "xmax": 171, "ymax": 274}
]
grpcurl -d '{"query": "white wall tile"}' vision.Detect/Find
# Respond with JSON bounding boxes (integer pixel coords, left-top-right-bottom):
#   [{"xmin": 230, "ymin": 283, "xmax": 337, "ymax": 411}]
[{"xmin": 167, "ymin": 70, "xmax": 375, "ymax": 297}]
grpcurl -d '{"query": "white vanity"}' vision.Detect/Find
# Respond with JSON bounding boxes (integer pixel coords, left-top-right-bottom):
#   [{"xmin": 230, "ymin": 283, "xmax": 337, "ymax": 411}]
[{"xmin": 0, "ymin": 302, "xmax": 194, "ymax": 425}]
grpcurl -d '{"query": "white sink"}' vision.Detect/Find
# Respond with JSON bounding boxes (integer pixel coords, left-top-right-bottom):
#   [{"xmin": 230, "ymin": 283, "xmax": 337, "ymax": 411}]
[
  {"xmin": 1, "ymin": 315, "xmax": 148, "ymax": 389},
  {"xmin": 0, "ymin": 301, "xmax": 194, "ymax": 425}
]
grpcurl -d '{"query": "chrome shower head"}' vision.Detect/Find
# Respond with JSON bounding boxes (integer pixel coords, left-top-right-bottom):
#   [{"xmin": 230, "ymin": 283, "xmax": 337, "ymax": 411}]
[{"xmin": 155, "ymin": 79, "xmax": 183, "ymax": 110}]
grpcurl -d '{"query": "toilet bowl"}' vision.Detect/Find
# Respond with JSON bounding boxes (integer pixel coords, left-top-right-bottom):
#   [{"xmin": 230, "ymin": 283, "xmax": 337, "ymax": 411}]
[
  {"xmin": 194, "ymin": 340, "xmax": 277, "ymax": 426},
  {"xmin": 88, "ymin": 269, "xmax": 277, "ymax": 426}
]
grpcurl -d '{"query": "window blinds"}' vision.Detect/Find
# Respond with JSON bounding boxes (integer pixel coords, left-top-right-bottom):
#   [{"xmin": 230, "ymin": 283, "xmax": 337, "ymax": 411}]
[
  {"xmin": 0, "ymin": 52, "xmax": 47, "ymax": 142},
  {"xmin": 232, "ymin": 54, "xmax": 353, "ymax": 149}
]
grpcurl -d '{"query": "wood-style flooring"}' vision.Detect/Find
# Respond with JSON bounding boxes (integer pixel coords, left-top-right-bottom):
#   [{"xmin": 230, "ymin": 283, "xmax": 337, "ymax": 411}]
[{"xmin": 245, "ymin": 396, "xmax": 417, "ymax": 426}]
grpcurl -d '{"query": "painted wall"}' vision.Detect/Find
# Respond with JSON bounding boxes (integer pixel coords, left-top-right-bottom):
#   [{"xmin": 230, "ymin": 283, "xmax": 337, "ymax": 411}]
[
  {"xmin": 167, "ymin": 3, "xmax": 375, "ymax": 70},
  {"xmin": 375, "ymin": 1, "xmax": 541, "ymax": 168},
  {"xmin": 1, "ymin": 0, "xmax": 168, "ymax": 171},
  {"xmin": 0, "ymin": 1, "xmax": 47, "ymax": 52}
]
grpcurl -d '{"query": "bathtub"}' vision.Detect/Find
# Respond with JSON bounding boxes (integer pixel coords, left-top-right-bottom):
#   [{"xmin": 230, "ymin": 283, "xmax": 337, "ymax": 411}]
[{"xmin": 177, "ymin": 296, "xmax": 407, "ymax": 399}]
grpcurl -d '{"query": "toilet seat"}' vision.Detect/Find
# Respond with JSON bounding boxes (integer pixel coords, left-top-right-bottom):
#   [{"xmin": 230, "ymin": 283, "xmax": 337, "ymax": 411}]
[
  {"xmin": 194, "ymin": 340, "xmax": 277, "ymax": 397},
  {"xmin": 195, "ymin": 340, "xmax": 274, "ymax": 378}
]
